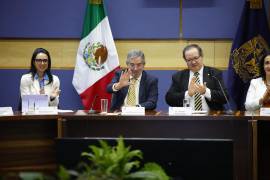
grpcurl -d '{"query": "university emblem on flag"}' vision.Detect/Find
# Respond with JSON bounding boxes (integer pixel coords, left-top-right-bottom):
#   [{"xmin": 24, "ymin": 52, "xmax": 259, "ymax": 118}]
[
  {"xmin": 83, "ymin": 42, "xmax": 108, "ymax": 71},
  {"xmin": 231, "ymin": 35, "xmax": 269, "ymax": 83}
]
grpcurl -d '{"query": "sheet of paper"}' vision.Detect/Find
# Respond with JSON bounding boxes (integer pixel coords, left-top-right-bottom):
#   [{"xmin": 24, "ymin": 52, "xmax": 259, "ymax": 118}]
[{"xmin": 21, "ymin": 95, "xmax": 48, "ymax": 113}]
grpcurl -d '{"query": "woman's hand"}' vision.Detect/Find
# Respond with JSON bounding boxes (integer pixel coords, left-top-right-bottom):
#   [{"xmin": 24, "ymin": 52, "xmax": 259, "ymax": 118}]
[
  {"xmin": 260, "ymin": 87, "xmax": 270, "ymax": 106},
  {"xmin": 50, "ymin": 86, "xmax": 61, "ymax": 100}
]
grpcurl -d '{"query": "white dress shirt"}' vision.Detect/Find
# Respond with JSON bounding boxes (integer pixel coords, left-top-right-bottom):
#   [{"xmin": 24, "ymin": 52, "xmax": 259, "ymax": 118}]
[
  {"xmin": 112, "ymin": 74, "xmax": 142, "ymax": 106},
  {"xmin": 184, "ymin": 67, "xmax": 211, "ymax": 111}
]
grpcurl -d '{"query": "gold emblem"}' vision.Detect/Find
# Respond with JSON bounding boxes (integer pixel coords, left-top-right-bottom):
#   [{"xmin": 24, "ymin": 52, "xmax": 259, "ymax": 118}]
[
  {"xmin": 83, "ymin": 42, "xmax": 108, "ymax": 71},
  {"xmin": 231, "ymin": 35, "xmax": 269, "ymax": 83}
]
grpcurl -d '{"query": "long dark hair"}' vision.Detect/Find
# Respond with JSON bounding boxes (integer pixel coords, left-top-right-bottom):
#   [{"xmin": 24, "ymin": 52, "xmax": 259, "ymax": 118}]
[
  {"xmin": 259, "ymin": 52, "xmax": 270, "ymax": 81},
  {"xmin": 30, "ymin": 48, "xmax": 53, "ymax": 84}
]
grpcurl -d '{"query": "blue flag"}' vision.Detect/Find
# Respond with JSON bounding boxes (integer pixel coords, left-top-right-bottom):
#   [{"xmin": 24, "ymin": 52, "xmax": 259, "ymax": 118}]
[{"xmin": 226, "ymin": 0, "xmax": 270, "ymax": 110}]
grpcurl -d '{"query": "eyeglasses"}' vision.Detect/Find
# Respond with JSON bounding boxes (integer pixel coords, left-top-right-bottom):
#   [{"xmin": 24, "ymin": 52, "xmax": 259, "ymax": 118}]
[
  {"xmin": 35, "ymin": 59, "xmax": 48, "ymax": 63},
  {"xmin": 129, "ymin": 63, "xmax": 144, "ymax": 68},
  {"xmin": 185, "ymin": 56, "xmax": 200, "ymax": 64}
]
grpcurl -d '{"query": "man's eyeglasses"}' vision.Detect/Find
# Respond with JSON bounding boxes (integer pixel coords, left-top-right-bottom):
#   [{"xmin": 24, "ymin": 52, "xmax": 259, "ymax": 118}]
[
  {"xmin": 35, "ymin": 59, "xmax": 48, "ymax": 63},
  {"xmin": 185, "ymin": 56, "xmax": 200, "ymax": 63},
  {"xmin": 129, "ymin": 63, "xmax": 143, "ymax": 68}
]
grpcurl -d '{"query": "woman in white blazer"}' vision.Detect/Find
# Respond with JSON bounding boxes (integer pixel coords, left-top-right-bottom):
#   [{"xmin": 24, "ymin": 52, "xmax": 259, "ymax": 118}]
[
  {"xmin": 245, "ymin": 52, "xmax": 270, "ymax": 111},
  {"xmin": 20, "ymin": 48, "xmax": 60, "ymax": 107}
]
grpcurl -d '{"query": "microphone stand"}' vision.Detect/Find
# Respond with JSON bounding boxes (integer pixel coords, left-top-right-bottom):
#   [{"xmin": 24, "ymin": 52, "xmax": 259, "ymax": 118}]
[
  {"xmin": 88, "ymin": 94, "xmax": 98, "ymax": 114},
  {"xmin": 209, "ymin": 74, "xmax": 233, "ymax": 115}
]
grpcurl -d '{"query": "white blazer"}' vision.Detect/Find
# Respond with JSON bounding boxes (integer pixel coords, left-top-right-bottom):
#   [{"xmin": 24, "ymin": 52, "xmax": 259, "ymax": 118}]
[
  {"xmin": 20, "ymin": 73, "xmax": 60, "ymax": 106},
  {"xmin": 245, "ymin": 77, "xmax": 266, "ymax": 111}
]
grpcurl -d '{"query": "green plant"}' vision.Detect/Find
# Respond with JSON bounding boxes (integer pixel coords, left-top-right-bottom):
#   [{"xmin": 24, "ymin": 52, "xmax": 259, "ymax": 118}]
[{"xmin": 58, "ymin": 138, "xmax": 170, "ymax": 180}]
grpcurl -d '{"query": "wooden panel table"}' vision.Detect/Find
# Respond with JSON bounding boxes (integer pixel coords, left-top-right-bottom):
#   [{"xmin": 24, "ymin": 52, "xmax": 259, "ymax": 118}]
[
  {"xmin": 60, "ymin": 110, "xmax": 252, "ymax": 180},
  {"xmin": 0, "ymin": 110, "xmax": 265, "ymax": 180},
  {"xmin": 0, "ymin": 113, "xmax": 59, "ymax": 172}
]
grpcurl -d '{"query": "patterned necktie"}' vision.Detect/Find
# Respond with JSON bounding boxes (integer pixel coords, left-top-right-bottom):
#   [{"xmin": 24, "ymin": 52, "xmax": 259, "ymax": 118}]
[
  {"xmin": 126, "ymin": 78, "xmax": 137, "ymax": 106},
  {"xmin": 194, "ymin": 72, "xmax": 202, "ymax": 111}
]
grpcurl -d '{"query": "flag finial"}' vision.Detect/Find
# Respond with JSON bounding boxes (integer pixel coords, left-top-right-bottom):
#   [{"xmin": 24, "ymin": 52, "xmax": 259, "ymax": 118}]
[
  {"xmin": 250, "ymin": 0, "xmax": 262, "ymax": 9},
  {"xmin": 90, "ymin": 0, "xmax": 102, "ymax": 5}
]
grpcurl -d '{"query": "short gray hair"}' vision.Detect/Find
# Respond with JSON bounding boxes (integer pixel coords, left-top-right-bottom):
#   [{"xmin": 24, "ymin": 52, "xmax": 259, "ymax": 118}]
[{"xmin": 126, "ymin": 49, "xmax": 145, "ymax": 65}]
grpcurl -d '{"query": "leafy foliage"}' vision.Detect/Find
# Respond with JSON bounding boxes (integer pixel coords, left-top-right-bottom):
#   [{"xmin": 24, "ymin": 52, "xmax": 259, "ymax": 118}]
[{"xmin": 59, "ymin": 138, "xmax": 170, "ymax": 180}]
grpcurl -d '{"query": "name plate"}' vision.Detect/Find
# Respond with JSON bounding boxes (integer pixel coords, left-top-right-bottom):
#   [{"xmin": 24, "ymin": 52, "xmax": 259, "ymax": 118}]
[
  {"xmin": 0, "ymin": 107, "xmax": 13, "ymax": 116},
  {"xmin": 260, "ymin": 108, "xmax": 270, "ymax": 116},
  {"xmin": 169, "ymin": 107, "xmax": 192, "ymax": 116},
  {"xmin": 121, "ymin": 106, "xmax": 145, "ymax": 115}
]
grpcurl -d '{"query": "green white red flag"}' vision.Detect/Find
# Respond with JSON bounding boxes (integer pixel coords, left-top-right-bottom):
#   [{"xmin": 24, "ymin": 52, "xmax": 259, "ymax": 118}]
[{"xmin": 72, "ymin": 0, "xmax": 119, "ymax": 110}]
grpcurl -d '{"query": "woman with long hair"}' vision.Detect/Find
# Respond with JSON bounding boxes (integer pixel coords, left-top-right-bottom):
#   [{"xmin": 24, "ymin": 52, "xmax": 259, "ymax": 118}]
[
  {"xmin": 245, "ymin": 52, "xmax": 270, "ymax": 111},
  {"xmin": 20, "ymin": 48, "xmax": 60, "ymax": 107}
]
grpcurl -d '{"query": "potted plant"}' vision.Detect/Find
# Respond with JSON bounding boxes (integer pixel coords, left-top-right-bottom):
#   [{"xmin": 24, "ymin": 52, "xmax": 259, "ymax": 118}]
[{"xmin": 58, "ymin": 137, "xmax": 170, "ymax": 180}]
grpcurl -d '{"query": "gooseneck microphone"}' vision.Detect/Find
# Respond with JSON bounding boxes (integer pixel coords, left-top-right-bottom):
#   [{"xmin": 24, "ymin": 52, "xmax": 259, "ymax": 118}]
[
  {"xmin": 88, "ymin": 94, "xmax": 98, "ymax": 114},
  {"xmin": 208, "ymin": 73, "xmax": 233, "ymax": 115}
]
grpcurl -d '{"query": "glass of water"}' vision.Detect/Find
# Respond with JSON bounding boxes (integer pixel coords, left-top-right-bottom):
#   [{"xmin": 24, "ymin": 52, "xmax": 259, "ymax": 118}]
[{"xmin": 100, "ymin": 99, "xmax": 108, "ymax": 114}]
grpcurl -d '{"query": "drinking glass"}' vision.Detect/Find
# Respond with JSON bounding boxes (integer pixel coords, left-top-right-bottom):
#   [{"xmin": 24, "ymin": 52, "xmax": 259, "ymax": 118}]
[{"xmin": 100, "ymin": 99, "xmax": 108, "ymax": 113}]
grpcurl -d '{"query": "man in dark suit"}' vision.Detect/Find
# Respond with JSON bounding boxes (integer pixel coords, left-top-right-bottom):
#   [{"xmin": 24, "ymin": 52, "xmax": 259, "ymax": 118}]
[
  {"xmin": 107, "ymin": 49, "xmax": 158, "ymax": 111},
  {"xmin": 166, "ymin": 44, "xmax": 227, "ymax": 111}
]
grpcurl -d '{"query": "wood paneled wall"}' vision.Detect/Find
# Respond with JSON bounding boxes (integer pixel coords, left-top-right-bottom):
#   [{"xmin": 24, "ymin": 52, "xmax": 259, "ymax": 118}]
[{"xmin": 0, "ymin": 39, "xmax": 232, "ymax": 70}]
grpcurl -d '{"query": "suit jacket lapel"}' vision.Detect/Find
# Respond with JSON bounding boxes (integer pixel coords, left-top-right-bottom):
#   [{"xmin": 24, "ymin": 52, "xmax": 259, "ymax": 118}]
[
  {"xmin": 139, "ymin": 71, "xmax": 146, "ymax": 103},
  {"xmin": 183, "ymin": 70, "xmax": 190, "ymax": 90},
  {"xmin": 203, "ymin": 66, "xmax": 211, "ymax": 84},
  {"xmin": 123, "ymin": 86, "xmax": 129, "ymax": 98}
]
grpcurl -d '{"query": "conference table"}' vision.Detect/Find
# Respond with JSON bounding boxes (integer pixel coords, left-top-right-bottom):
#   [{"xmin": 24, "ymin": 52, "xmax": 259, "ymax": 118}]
[{"xmin": 0, "ymin": 110, "xmax": 269, "ymax": 180}]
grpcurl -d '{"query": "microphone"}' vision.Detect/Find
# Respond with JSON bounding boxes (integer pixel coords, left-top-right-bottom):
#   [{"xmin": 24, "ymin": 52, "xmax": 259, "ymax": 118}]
[
  {"xmin": 88, "ymin": 94, "xmax": 98, "ymax": 114},
  {"xmin": 207, "ymin": 73, "xmax": 233, "ymax": 115}
]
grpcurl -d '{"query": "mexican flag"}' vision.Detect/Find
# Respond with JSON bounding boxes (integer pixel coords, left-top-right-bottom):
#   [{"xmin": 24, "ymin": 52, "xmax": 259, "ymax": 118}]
[{"xmin": 72, "ymin": 0, "xmax": 119, "ymax": 110}]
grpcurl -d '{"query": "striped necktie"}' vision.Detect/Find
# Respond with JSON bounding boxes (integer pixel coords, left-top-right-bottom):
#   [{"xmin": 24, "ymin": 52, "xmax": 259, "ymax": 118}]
[
  {"xmin": 126, "ymin": 78, "xmax": 137, "ymax": 106},
  {"xmin": 194, "ymin": 72, "xmax": 202, "ymax": 111}
]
